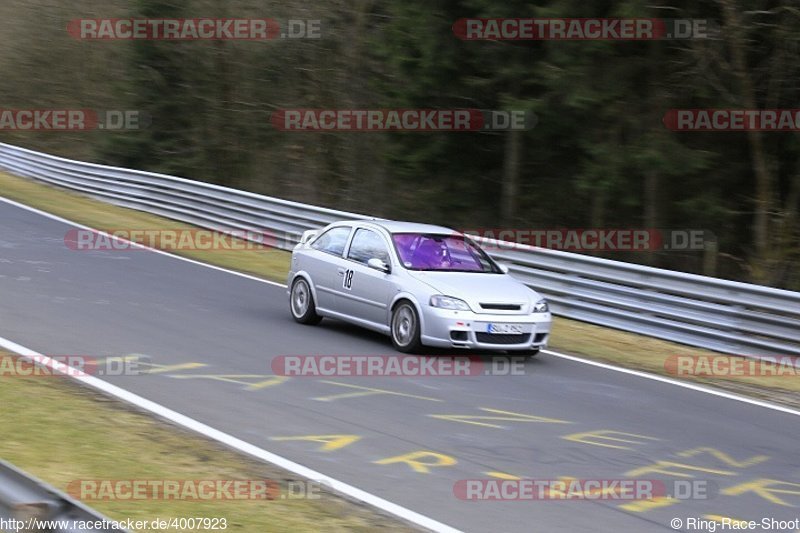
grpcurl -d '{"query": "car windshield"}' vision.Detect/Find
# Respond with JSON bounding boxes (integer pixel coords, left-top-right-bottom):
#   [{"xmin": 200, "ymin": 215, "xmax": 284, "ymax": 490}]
[{"xmin": 391, "ymin": 233, "xmax": 498, "ymax": 272}]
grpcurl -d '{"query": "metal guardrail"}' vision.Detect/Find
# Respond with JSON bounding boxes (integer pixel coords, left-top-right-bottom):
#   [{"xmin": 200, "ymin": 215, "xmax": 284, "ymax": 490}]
[
  {"xmin": 2, "ymin": 141, "xmax": 800, "ymax": 356},
  {"xmin": 0, "ymin": 459, "xmax": 126, "ymax": 532}
]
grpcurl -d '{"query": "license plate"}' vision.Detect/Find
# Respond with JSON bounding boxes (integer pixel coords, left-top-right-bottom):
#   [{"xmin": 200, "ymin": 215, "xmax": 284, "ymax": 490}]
[{"xmin": 487, "ymin": 323, "xmax": 524, "ymax": 334}]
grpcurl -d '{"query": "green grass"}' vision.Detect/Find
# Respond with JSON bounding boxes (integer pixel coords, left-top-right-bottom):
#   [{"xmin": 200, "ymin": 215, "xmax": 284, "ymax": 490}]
[
  {"xmin": 1, "ymin": 170, "xmax": 799, "ymax": 411},
  {"xmin": 0, "ymin": 358, "xmax": 411, "ymax": 532}
]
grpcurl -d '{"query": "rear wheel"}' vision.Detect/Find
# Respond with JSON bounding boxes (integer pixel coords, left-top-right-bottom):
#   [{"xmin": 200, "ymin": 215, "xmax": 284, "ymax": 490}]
[
  {"xmin": 391, "ymin": 301, "xmax": 422, "ymax": 353},
  {"xmin": 290, "ymin": 278, "xmax": 322, "ymax": 325}
]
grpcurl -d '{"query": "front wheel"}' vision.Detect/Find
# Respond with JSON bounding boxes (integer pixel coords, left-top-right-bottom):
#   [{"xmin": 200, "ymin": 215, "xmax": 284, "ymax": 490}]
[
  {"xmin": 391, "ymin": 302, "xmax": 422, "ymax": 353},
  {"xmin": 290, "ymin": 278, "xmax": 322, "ymax": 325}
]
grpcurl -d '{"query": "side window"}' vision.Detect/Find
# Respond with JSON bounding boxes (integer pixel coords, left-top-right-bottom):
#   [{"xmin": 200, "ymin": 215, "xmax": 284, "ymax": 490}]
[
  {"xmin": 311, "ymin": 227, "xmax": 351, "ymax": 256},
  {"xmin": 347, "ymin": 229, "xmax": 390, "ymax": 265}
]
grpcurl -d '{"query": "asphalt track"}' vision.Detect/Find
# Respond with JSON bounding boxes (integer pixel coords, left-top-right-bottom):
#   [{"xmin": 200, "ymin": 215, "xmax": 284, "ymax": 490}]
[{"xmin": 2, "ymin": 197, "xmax": 800, "ymax": 533}]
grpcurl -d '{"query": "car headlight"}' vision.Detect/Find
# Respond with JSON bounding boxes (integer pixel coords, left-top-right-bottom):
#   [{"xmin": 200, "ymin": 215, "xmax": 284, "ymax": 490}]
[
  {"xmin": 430, "ymin": 295, "xmax": 471, "ymax": 311},
  {"xmin": 532, "ymin": 299, "xmax": 549, "ymax": 313}
]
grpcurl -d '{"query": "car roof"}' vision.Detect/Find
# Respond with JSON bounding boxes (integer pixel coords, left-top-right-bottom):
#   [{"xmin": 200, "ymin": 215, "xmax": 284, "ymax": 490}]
[{"xmin": 336, "ymin": 219, "xmax": 458, "ymax": 235}]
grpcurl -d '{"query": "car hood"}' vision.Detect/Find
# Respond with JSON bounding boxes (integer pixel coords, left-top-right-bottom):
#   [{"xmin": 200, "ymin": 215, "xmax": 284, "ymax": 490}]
[{"xmin": 407, "ymin": 271, "xmax": 540, "ymax": 313}]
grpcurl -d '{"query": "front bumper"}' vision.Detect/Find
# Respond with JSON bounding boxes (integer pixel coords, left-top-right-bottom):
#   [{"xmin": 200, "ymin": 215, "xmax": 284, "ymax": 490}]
[{"xmin": 420, "ymin": 306, "xmax": 552, "ymax": 350}]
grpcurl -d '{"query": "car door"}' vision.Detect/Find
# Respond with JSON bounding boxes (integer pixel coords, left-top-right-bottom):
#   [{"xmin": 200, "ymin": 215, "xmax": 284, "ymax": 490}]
[
  {"xmin": 337, "ymin": 228, "xmax": 394, "ymax": 327},
  {"xmin": 305, "ymin": 226, "xmax": 352, "ymax": 311}
]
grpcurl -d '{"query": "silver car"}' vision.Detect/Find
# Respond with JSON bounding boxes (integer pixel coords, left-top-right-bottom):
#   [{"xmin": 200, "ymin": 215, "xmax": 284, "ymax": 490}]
[{"xmin": 287, "ymin": 220, "xmax": 552, "ymax": 354}]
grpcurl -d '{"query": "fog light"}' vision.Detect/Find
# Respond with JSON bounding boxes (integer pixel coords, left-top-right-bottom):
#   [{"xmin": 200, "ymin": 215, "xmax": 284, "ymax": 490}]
[{"xmin": 450, "ymin": 330, "xmax": 468, "ymax": 341}]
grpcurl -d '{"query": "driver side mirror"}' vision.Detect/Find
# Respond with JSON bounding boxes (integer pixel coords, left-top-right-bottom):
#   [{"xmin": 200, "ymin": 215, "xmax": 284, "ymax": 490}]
[
  {"xmin": 299, "ymin": 229, "xmax": 318, "ymax": 245},
  {"xmin": 367, "ymin": 258, "xmax": 391, "ymax": 273},
  {"xmin": 497, "ymin": 262, "xmax": 510, "ymax": 274}
]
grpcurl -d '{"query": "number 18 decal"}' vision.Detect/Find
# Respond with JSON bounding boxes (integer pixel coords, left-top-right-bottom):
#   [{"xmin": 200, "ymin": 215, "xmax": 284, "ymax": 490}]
[{"xmin": 343, "ymin": 269, "xmax": 354, "ymax": 290}]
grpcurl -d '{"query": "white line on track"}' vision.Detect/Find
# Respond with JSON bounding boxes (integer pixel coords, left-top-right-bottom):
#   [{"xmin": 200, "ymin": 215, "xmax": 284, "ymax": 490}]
[
  {"xmin": 0, "ymin": 196, "xmax": 461, "ymax": 533},
  {"xmin": 3, "ymin": 194, "xmax": 798, "ymax": 419},
  {"xmin": 0, "ymin": 335, "xmax": 461, "ymax": 533},
  {"xmin": 541, "ymin": 349, "xmax": 800, "ymax": 417}
]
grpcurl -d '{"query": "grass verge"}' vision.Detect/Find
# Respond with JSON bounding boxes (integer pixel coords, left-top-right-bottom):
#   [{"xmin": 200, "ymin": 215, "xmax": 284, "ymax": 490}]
[
  {"xmin": 0, "ymin": 357, "xmax": 412, "ymax": 532},
  {"xmin": 1, "ymin": 170, "xmax": 798, "ymax": 412}
]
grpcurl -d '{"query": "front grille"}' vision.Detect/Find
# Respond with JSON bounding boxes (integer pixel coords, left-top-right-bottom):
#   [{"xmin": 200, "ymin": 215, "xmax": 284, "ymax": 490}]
[
  {"xmin": 479, "ymin": 303, "xmax": 522, "ymax": 311},
  {"xmin": 475, "ymin": 332, "xmax": 532, "ymax": 345}
]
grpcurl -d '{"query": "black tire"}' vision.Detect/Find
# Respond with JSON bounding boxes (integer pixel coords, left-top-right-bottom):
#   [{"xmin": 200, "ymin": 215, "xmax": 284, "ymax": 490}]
[
  {"xmin": 391, "ymin": 301, "xmax": 423, "ymax": 353},
  {"xmin": 289, "ymin": 278, "xmax": 322, "ymax": 325}
]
